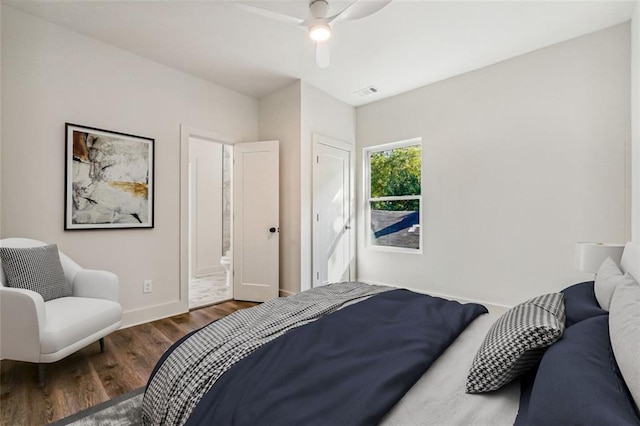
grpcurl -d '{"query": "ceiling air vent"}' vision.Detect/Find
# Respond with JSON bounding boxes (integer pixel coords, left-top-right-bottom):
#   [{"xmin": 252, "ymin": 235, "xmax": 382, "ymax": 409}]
[{"xmin": 354, "ymin": 86, "xmax": 379, "ymax": 97}]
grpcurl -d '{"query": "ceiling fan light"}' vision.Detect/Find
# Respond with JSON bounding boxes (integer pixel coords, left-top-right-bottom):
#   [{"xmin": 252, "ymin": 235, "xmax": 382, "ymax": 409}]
[{"xmin": 309, "ymin": 22, "xmax": 331, "ymax": 42}]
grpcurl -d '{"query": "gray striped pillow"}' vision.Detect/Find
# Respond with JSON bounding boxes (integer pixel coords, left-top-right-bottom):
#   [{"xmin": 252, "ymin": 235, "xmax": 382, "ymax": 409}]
[
  {"xmin": 466, "ymin": 292, "xmax": 565, "ymax": 393},
  {"xmin": 0, "ymin": 244, "xmax": 71, "ymax": 301}
]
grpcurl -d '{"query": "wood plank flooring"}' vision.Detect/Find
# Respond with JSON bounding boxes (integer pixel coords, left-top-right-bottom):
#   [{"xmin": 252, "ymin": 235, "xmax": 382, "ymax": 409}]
[{"xmin": 0, "ymin": 300, "xmax": 256, "ymax": 425}]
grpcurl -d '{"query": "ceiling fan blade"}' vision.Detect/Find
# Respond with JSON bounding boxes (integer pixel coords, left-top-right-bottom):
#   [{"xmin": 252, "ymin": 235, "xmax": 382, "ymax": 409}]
[
  {"xmin": 328, "ymin": 0, "xmax": 392, "ymax": 23},
  {"xmin": 316, "ymin": 41, "xmax": 330, "ymax": 69},
  {"xmin": 235, "ymin": 2, "xmax": 306, "ymax": 26}
]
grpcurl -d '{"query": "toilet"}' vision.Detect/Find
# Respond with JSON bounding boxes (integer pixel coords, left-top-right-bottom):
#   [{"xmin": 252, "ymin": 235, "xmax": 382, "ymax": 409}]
[{"xmin": 220, "ymin": 251, "xmax": 232, "ymax": 287}]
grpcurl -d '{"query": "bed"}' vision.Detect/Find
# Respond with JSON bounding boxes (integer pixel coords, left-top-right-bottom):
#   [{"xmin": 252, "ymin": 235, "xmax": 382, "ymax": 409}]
[{"xmin": 142, "ymin": 242, "xmax": 640, "ymax": 425}]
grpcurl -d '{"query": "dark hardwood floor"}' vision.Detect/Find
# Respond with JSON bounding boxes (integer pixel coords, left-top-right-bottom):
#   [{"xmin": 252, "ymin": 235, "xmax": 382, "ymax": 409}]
[{"xmin": 0, "ymin": 300, "xmax": 256, "ymax": 425}]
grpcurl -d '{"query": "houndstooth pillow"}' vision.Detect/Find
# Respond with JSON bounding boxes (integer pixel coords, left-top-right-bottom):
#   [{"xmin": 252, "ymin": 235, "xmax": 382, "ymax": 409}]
[
  {"xmin": 0, "ymin": 244, "xmax": 71, "ymax": 301},
  {"xmin": 466, "ymin": 292, "xmax": 565, "ymax": 393}
]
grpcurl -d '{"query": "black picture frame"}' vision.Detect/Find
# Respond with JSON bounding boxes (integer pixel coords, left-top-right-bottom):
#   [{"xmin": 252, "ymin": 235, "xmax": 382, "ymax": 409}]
[{"xmin": 65, "ymin": 123, "xmax": 155, "ymax": 230}]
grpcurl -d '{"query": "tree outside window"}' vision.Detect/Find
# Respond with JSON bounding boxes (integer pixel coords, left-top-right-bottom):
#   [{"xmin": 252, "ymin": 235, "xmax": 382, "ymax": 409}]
[{"xmin": 365, "ymin": 139, "xmax": 422, "ymax": 251}]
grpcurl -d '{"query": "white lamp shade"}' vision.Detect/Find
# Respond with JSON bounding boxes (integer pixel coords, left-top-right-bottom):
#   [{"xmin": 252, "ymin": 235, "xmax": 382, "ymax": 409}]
[{"xmin": 574, "ymin": 242, "xmax": 625, "ymax": 273}]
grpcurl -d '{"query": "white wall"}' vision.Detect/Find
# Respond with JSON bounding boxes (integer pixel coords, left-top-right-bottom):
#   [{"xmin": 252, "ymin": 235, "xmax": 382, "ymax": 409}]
[
  {"xmin": 258, "ymin": 81, "xmax": 356, "ymax": 294},
  {"xmin": 0, "ymin": 5, "xmax": 3, "ymax": 239},
  {"xmin": 356, "ymin": 23, "xmax": 631, "ymax": 309},
  {"xmin": 258, "ymin": 82, "xmax": 302, "ymax": 296},
  {"xmin": 1, "ymin": 6, "xmax": 258, "ymax": 326},
  {"xmin": 632, "ymin": 2, "xmax": 640, "ymax": 242}
]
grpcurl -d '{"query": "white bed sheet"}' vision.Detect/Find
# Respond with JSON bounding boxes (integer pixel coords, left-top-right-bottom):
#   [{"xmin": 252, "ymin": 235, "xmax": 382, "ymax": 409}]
[{"xmin": 381, "ymin": 313, "xmax": 521, "ymax": 426}]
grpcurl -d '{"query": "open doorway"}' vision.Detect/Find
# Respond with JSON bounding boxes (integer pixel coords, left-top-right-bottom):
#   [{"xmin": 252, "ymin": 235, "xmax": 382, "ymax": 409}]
[
  {"xmin": 187, "ymin": 136, "xmax": 233, "ymax": 309},
  {"xmin": 180, "ymin": 126, "xmax": 280, "ymax": 309}
]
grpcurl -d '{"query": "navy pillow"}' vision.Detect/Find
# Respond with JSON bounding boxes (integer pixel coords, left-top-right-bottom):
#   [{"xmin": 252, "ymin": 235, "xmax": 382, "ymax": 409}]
[
  {"xmin": 561, "ymin": 281, "xmax": 607, "ymax": 327},
  {"xmin": 526, "ymin": 315, "xmax": 640, "ymax": 426}
]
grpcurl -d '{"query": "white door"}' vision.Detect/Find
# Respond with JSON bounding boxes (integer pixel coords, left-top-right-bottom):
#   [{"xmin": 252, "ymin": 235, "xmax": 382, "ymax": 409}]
[
  {"xmin": 233, "ymin": 140, "xmax": 279, "ymax": 302},
  {"xmin": 313, "ymin": 136, "xmax": 353, "ymax": 287}
]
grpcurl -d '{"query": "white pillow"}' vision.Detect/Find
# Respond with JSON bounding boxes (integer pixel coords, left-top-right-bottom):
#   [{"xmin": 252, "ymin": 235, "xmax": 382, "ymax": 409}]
[
  {"xmin": 594, "ymin": 257, "xmax": 624, "ymax": 311},
  {"xmin": 609, "ymin": 273, "xmax": 640, "ymax": 411}
]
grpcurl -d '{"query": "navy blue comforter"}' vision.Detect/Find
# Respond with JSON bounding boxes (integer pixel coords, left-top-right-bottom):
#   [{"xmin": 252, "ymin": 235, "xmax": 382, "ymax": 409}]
[{"xmin": 186, "ymin": 289, "xmax": 487, "ymax": 426}]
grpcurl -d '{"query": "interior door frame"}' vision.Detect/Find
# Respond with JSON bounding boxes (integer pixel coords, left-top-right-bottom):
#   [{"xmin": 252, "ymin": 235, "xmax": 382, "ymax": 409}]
[
  {"xmin": 179, "ymin": 125, "xmax": 235, "ymax": 312},
  {"xmin": 312, "ymin": 133, "xmax": 356, "ymax": 287}
]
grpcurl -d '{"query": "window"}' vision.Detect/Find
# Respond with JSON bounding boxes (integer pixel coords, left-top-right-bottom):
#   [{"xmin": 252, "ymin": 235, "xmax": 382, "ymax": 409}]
[{"xmin": 365, "ymin": 138, "xmax": 422, "ymax": 252}]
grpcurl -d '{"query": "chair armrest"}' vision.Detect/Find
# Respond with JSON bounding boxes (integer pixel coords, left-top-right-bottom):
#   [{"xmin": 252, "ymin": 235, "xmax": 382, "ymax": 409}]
[
  {"xmin": 72, "ymin": 269, "xmax": 119, "ymax": 302},
  {"xmin": 0, "ymin": 287, "xmax": 46, "ymax": 362}
]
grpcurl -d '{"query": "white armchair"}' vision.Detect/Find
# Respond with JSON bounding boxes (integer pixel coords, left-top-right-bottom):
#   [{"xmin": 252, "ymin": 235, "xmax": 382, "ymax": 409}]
[{"xmin": 0, "ymin": 238, "xmax": 122, "ymax": 386}]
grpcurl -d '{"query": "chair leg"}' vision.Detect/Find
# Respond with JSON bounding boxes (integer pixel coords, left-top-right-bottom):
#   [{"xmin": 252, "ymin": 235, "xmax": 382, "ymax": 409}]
[
  {"xmin": 38, "ymin": 364, "xmax": 45, "ymax": 388},
  {"xmin": 99, "ymin": 337, "xmax": 105, "ymax": 353}
]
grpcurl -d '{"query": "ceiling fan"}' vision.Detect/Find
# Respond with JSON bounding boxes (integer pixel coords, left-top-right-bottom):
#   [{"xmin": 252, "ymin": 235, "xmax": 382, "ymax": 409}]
[{"xmin": 236, "ymin": 0, "xmax": 392, "ymax": 69}]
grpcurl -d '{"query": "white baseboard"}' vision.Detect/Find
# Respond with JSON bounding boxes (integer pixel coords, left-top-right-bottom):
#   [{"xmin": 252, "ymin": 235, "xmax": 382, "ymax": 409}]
[
  {"xmin": 358, "ymin": 279, "xmax": 511, "ymax": 315},
  {"xmin": 121, "ymin": 300, "xmax": 187, "ymax": 329},
  {"xmin": 279, "ymin": 289, "xmax": 296, "ymax": 297}
]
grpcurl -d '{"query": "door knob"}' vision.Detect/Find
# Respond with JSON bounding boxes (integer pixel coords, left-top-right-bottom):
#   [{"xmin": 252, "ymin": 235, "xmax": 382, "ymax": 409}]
[{"xmin": 269, "ymin": 227, "xmax": 277, "ymax": 233}]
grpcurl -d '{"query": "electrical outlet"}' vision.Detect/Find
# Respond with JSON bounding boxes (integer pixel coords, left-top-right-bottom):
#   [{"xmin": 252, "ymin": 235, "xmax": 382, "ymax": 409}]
[{"xmin": 143, "ymin": 280, "xmax": 153, "ymax": 293}]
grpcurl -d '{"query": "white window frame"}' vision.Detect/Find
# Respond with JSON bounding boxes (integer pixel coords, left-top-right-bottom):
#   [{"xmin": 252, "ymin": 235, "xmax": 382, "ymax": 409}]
[{"xmin": 364, "ymin": 137, "xmax": 423, "ymax": 254}]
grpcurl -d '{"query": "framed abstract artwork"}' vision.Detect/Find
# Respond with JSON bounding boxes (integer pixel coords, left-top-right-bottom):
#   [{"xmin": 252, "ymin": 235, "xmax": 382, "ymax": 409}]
[{"xmin": 65, "ymin": 123, "xmax": 154, "ymax": 230}]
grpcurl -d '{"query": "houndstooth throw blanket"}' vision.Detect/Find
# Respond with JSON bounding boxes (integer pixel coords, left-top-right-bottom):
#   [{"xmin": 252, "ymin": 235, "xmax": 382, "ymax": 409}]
[{"xmin": 142, "ymin": 282, "xmax": 391, "ymax": 425}]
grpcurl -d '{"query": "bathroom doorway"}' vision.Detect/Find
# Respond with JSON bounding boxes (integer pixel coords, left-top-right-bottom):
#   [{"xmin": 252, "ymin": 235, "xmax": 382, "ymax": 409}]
[{"xmin": 188, "ymin": 136, "xmax": 233, "ymax": 309}]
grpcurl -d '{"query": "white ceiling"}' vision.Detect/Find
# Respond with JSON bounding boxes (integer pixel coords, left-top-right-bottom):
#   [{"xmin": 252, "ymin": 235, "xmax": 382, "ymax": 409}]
[{"xmin": 4, "ymin": 0, "xmax": 636, "ymax": 106}]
